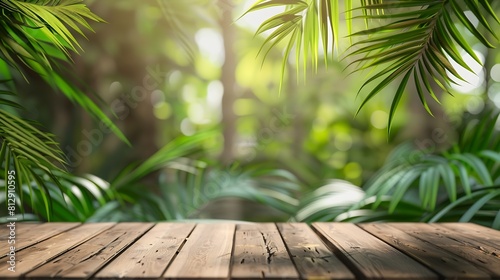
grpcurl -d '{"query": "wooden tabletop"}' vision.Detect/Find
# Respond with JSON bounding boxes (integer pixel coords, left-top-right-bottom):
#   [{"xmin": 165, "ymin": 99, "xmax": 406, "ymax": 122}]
[{"xmin": 0, "ymin": 222, "xmax": 499, "ymax": 279}]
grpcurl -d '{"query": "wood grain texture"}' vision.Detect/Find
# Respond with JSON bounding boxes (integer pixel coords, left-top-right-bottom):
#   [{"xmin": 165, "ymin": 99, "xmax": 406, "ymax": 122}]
[
  {"xmin": 163, "ymin": 223, "xmax": 235, "ymax": 280},
  {"xmin": 313, "ymin": 223, "xmax": 438, "ymax": 280},
  {"xmin": 0, "ymin": 223, "xmax": 41, "ymax": 255},
  {"xmin": 0, "ymin": 223, "xmax": 114, "ymax": 279},
  {"xmin": 277, "ymin": 223, "xmax": 355, "ymax": 280},
  {"xmin": 360, "ymin": 223, "xmax": 491, "ymax": 280},
  {"xmin": 439, "ymin": 223, "xmax": 500, "ymax": 251},
  {"xmin": 1, "ymin": 222, "xmax": 498, "ymax": 280},
  {"xmin": 231, "ymin": 223, "xmax": 299, "ymax": 279},
  {"xmin": 25, "ymin": 223, "xmax": 152, "ymax": 279},
  {"xmin": 0, "ymin": 223, "xmax": 79, "ymax": 256},
  {"xmin": 391, "ymin": 223, "xmax": 500, "ymax": 278},
  {"xmin": 95, "ymin": 223, "xmax": 195, "ymax": 279}
]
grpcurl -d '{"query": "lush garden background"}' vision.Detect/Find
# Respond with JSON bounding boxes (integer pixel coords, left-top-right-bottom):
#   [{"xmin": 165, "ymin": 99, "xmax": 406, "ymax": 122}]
[{"xmin": 1, "ymin": 0, "xmax": 499, "ymax": 227}]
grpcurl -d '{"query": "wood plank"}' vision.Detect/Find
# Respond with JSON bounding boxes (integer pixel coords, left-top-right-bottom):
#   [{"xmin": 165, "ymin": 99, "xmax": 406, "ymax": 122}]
[
  {"xmin": 0, "ymin": 223, "xmax": 80, "ymax": 256},
  {"xmin": 0, "ymin": 223, "xmax": 114, "ymax": 279},
  {"xmin": 25, "ymin": 223, "xmax": 153, "ymax": 279},
  {"xmin": 95, "ymin": 223, "xmax": 195, "ymax": 279},
  {"xmin": 439, "ymin": 223, "xmax": 500, "ymax": 251},
  {"xmin": 163, "ymin": 223, "xmax": 234, "ymax": 280},
  {"xmin": 0, "ymin": 222, "xmax": 41, "ymax": 239},
  {"xmin": 432, "ymin": 223, "xmax": 500, "ymax": 260},
  {"xmin": 0, "ymin": 223, "xmax": 41, "ymax": 254},
  {"xmin": 391, "ymin": 223, "xmax": 500, "ymax": 278},
  {"xmin": 277, "ymin": 223, "xmax": 355, "ymax": 280},
  {"xmin": 231, "ymin": 223, "xmax": 299, "ymax": 279},
  {"xmin": 360, "ymin": 223, "xmax": 491, "ymax": 280},
  {"xmin": 313, "ymin": 223, "xmax": 438, "ymax": 280}
]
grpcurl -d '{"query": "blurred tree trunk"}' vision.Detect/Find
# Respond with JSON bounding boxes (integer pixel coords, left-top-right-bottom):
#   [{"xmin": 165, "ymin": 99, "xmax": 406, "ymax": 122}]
[
  {"xmin": 215, "ymin": 0, "xmax": 244, "ymax": 219},
  {"xmin": 70, "ymin": 4, "xmax": 159, "ymax": 177},
  {"xmin": 219, "ymin": 0, "xmax": 238, "ymax": 165}
]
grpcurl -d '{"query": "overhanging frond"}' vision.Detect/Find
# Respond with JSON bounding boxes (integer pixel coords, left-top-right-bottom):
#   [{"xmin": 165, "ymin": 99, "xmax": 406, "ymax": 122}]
[
  {"xmin": 245, "ymin": 0, "xmax": 500, "ymax": 131},
  {"xmin": 0, "ymin": 0, "xmax": 129, "ymax": 144},
  {"xmin": 0, "ymin": 108, "xmax": 67, "ymax": 220},
  {"xmin": 348, "ymin": 0, "xmax": 499, "ymax": 132},
  {"xmin": 243, "ymin": 0, "xmax": 343, "ymax": 89}
]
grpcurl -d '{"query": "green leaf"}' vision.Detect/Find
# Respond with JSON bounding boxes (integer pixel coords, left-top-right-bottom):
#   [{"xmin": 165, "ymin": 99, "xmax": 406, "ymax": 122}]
[
  {"xmin": 460, "ymin": 190, "xmax": 500, "ymax": 222},
  {"xmin": 50, "ymin": 74, "xmax": 130, "ymax": 146},
  {"xmin": 451, "ymin": 154, "xmax": 493, "ymax": 186},
  {"xmin": 389, "ymin": 168, "xmax": 421, "ymax": 213},
  {"xmin": 357, "ymin": 56, "xmax": 416, "ymax": 115},
  {"xmin": 450, "ymin": 0, "xmax": 494, "ymax": 47},
  {"xmin": 388, "ymin": 69, "xmax": 412, "ymax": 134}
]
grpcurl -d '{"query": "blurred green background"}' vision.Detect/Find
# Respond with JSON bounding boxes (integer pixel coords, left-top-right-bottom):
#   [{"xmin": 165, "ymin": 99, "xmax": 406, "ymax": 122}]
[
  {"xmin": 37, "ymin": 0, "xmax": 486, "ymax": 180},
  {"xmin": 1, "ymin": 0, "xmax": 499, "ymax": 226}
]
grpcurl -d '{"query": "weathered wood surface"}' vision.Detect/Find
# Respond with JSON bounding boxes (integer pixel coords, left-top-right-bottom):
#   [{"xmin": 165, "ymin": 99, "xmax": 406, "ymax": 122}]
[
  {"xmin": 231, "ymin": 223, "xmax": 299, "ymax": 279},
  {"xmin": 277, "ymin": 223, "xmax": 354, "ymax": 280},
  {"xmin": 0, "ymin": 222, "xmax": 498, "ymax": 279},
  {"xmin": 95, "ymin": 223, "xmax": 195, "ymax": 279},
  {"xmin": 0, "ymin": 223, "xmax": 79, "ymax": 256},
  {"xmin": 164, "ymin": 223, "xmax": 234, "ymax": 279},
  {"xmin": 313, "ymin": 223, "xmax": 437, "ymax": 280}
]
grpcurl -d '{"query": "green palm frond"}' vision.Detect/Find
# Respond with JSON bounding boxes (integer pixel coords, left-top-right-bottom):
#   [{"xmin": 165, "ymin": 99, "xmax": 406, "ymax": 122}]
[
  {"xmin": 0, "ymin": 0, "xmax": 102, "ymax": 71},
  {"xmin": 107, "ymin": 131, "xmax": 300, "ymax": 221},
  {"xmin": 0, "ymin": 109, "xmax": 67, "ymax": 220},
  {"xmin": 246, "ymin": 0, "xmax": 499, "ymax": 130},
  {"xmin": 0, "ymin": 131, "xmax": 212, "ymax": 221},
  {"xmin": 243, "ymin": 0, "xmax": 341, "ymax": 88},
  {"xmin": 350, "ymin": 0, "xmax": 499, "ymax": 132},
  {"xmin": 108, "ymin": 163, "xmax": 300, "ymax": 222},
  {"xmin": 293, "ymin": 180, "xmax": 365, "ymax": 222},
  {"xmin": 0, "ymin": 0, "xmax": 129, "ymax": 144},
  {"xmin": 0, "ymin": 171, "xmax": 115, "ymax": 222},
  {"xmin": 294, "ymin": 110, "xmax": 500, "ymax": 228},
  {"xmin": 292, "ymin": 179, "xmax": 426, "ymax": 223},
  {"xmin": 429, "ymin": 186, "xmax": 500, "ymax": 229},
  {"xmin": 364, "ymin": 110, "xmax": 500, "ymax": 213},
  {"xmin": 0, "ymin": 0, "xmax": 131, "ymax": 221}
]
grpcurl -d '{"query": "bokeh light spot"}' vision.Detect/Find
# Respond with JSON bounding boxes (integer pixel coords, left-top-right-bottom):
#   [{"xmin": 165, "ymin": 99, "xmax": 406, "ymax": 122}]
[
  {"xmin": 180, "ymin": 118, "xmax": 195, "ymax": 136},
  {"xmin": 490, "ymin": 64, "xmax": 500, "ymax": 83},
  {"xmin": 151, "ymin": 90, "xmax": 165, "ymax": 107},
  {"xmin": 344, "ymin": 162, "xmax": 362, "ymax": 180},
  {"xmin": 233, "ymin": 99, "xmax": 255, "ymax": 116},
  {"xmin": 370, "ymin": 110, "xmax": 388, "ymax": 129},
  {"xmin": 153, "ymin": 102, "xmax": 171, "ymax": 120},
  {"xmin": 334, "ymin": 133, "xmax": 353, "ymax": 151}
]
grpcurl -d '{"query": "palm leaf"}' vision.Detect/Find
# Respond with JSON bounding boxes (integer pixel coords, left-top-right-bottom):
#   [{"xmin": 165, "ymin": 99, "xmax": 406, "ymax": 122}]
[
  {"xmin": 364, "ymin": 109, "xmax": 500, "ymax": 214},
  {"xmin": 0, "ymin": 0, "xmax": 128, "ymax": 220},
  {"xmin": 351, "ymin": 1, "xmax": 498, "ymax": 129},
  {"xmin": 350, "ymin": 0, "xmax": 499, "ymax": 131},
  {"xmin": 243, "ymin": 0, "xmax": 348, "ymax": 85},
  {"xmin": 0, "ymin": 170, "xmax": 115, "ymax": 222},
  {"xmin": 0, "ymin": 0, "xmax": 129, "ymax": 144},
  {"xmin": 429, "ymin": 187, "xmax": 500, "ymax": 229},
  {"xmin": 246, "ymin": 0, "xmax": 499, "ymax": 130}
]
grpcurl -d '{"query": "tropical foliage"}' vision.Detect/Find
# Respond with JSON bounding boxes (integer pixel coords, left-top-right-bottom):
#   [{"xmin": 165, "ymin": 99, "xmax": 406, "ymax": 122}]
[
  {"xmin": 0, "ymin": 0, "xmax": 131, "ymax": 218},
  {"xmin": 1, "ymin": 131, "xmax": 300, "ymax": 222},
  {"xmin": 0, "ymin": 0, "xmax": 499, "ymax": 229},
  {"xmin": 295, "ymin": 109, "xmax": 500, "ymax": 229},
  {"xmin": 246, "ymin": 0, "xmax": 500, "ymax": 131}
]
